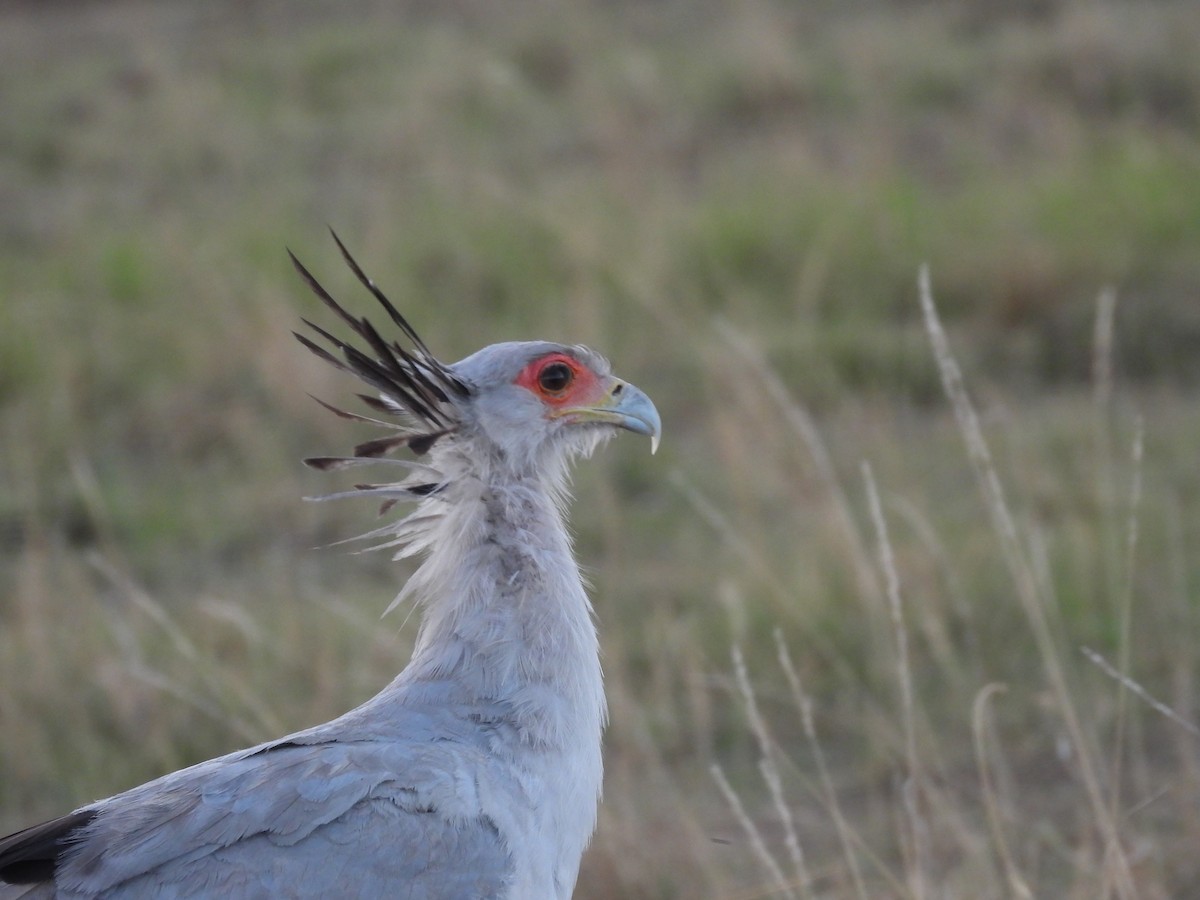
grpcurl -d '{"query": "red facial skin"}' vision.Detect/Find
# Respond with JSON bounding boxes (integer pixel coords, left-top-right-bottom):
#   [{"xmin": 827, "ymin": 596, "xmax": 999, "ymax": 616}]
[{"xmin": 514, "ymin": 352, "xmax": 609, "ymax": 411}]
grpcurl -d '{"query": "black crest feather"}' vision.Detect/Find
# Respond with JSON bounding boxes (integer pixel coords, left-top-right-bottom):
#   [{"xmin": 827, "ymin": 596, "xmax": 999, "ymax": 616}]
[{"xmin": 290, "ymin": 233, "xmax": 470, "ymax": 458}]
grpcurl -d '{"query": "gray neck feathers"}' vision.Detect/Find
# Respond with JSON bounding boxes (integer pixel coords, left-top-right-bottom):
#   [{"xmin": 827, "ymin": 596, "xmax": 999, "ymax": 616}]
[{"xmin": 382, "ymin": 445, "xmax": 606, "ymax": 751}]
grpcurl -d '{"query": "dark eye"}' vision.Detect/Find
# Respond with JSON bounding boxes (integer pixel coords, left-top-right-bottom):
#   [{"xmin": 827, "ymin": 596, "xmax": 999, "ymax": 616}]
[{"xmin": 538, "ymin": 361, "xmax": 574, "ymax": 394}]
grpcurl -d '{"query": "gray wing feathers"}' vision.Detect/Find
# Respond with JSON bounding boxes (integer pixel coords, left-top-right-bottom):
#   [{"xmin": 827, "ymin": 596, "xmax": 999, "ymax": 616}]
[
  {"xmin": 52, "ymin": 741, "xmax": 511, "ymax": 897},
  {"xmin": 107, "ymin": 801, "xmax": 508, "ymax": 899},
  {"xmin": 0, "ymin": 886, "xmax": 52, "ymax": 900}
]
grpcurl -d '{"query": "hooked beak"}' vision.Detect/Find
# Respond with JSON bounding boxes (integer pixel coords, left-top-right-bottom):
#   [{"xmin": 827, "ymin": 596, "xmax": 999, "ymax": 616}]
[{"xmin": 560, "ymin": 379, "xmax": 662, "ymax": 454}]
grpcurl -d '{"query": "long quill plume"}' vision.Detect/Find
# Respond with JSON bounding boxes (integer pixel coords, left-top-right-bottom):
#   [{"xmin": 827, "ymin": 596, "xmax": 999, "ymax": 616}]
[
  {"xmin": 289, "ymin": 231, "xmax": 470, "ymax": 461},
  {"xmin": 292, "ymin": 235, "xmax": 470, "ymax": 577}
]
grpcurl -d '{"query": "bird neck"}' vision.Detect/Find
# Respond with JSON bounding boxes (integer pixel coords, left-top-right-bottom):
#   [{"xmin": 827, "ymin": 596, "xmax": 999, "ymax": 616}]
[{"xmin": 397, "ymin": 470, "xmax": 606, "ymax": 750}]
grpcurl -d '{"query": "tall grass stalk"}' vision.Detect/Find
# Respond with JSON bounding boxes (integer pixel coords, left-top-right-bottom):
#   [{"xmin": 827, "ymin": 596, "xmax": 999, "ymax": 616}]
[
  {"xmin": 918, "ymin": 266, "xmax": 1136, "ymax": 898},
  {"xmin": 729, "ymin": 644, "xmax": 813, "ymax": 898},
  {"xmin": 716, "ymin": 321, "xmax": 881, "ymax": 612},
  {"xmin": 1105, "ymin": 417, "xmax": 1145, "ymax": 867},
  {"xmin": 775, "ymin": 632, "xmax": 871, "ymax": 900},
  {"xmin": 87, "ymin": 553, "xmax": 286, "ymax": 743},
  {"xmin": 1081, "ymin": 647, "xmax": 1200, "ymax": 740},
  {"xmin": 971, "ymin": 683, "xmax": 1035, "ymax": 899},
  {"xmin": 862, "ymin": 461, "xmax": 927, "ymax": 898},
  {"xmin": 710, "ymin": 760, "xmax": 798, "ymax": 900}
]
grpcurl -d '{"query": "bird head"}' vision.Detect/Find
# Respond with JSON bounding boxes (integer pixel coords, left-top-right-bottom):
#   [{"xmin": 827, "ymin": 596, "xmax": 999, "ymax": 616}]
[
  {"xmin": 449, "ymin": 341, "xmax": 659, "ymax": 476},
  {"xmin": 291, "ymin": 234, "xmax": 660, "ymax": 486}
]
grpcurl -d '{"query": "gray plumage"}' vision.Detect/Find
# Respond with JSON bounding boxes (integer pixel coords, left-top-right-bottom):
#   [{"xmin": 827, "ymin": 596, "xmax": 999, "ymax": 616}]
[{"xmin": 0, "ymin": 235, "xmax": 661, "ymax": 899}]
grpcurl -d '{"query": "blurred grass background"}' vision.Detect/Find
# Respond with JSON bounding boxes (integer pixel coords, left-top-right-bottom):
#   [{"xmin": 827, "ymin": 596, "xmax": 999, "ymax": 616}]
[{"xmin": 3, "ymin": 0, "xmax": 1200, "ymax": 896}]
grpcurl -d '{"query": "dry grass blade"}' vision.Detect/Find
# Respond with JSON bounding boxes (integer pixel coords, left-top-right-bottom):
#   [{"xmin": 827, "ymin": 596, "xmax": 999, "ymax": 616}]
[
  {"xmin": 710, "ymin": 762, "xmax": 797, "ymax": 900},
  {"xmin": 1107, "ymin": 418, "xmax": 1145, "ymax": 844},
  {"xmin": 730, "ymin": 646, "xmax": 814, "ymax": 899},
  {"xmin": 1092, "ymin": 287, "xmax": 1118, "ymax": 412},
  {"xmin": 774, "ymin": 631, "xmax": 871, "ymax": 900},
  {"xmin": 971, "ymin": 684, "xmax": 1034, "ymax": 900},
  {"xmin": 716, "ymin": 320, "xmax": 881, "ymax": 610},
  {"xmin": 862, "ymin": 462, "xmax": 927, "ymax": 898},
  {"xmin": 86, "ymin": 553, "xmax": 285, "ymax": 743},
  {"xmin": 917, "ymin": 266, "xmax": 1136, "ymax": 898},
  {"xmin": 669, "ymin": 470, "xmax": 793, "ymax": 602},
  {"xmin": 1081, "ymin": 647, "xmax": 1200, "ymax": 739}
]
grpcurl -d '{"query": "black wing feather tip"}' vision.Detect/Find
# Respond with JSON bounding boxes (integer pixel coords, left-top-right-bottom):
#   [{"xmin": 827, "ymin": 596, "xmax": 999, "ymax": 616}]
[{"xmin": 0, "ymin": 809, "xmax": 98, "ymax": 884}]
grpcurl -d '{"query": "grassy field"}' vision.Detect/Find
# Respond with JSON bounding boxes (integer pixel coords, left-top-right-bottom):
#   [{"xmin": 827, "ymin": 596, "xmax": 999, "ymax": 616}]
[{"xmin": 3, "ymin": 0, "xmax": 1200, "ymax": 896}]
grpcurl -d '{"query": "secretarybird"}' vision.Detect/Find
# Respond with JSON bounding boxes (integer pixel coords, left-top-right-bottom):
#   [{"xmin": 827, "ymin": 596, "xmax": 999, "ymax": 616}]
[{"xmin": 0, "ymin": 234, "xmax": 661, "ymax": 899}]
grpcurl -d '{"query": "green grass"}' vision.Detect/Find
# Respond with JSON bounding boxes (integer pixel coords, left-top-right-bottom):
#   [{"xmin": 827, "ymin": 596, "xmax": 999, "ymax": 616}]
[{"xmin": 3, "ymin": 0, "xmax": 1200, "ymax": 896}]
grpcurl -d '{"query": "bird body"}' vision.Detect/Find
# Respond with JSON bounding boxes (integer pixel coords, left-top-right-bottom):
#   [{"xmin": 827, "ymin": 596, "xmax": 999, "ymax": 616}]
[{"xmin": 0, "ymin": 238, "xmax": 660, "ymax": 899}]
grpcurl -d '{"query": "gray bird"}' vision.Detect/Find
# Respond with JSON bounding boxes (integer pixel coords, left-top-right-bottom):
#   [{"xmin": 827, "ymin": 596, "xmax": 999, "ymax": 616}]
[{"xmin": 0, "ymin": 234, "xmax": 661, "ymax": 899}]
